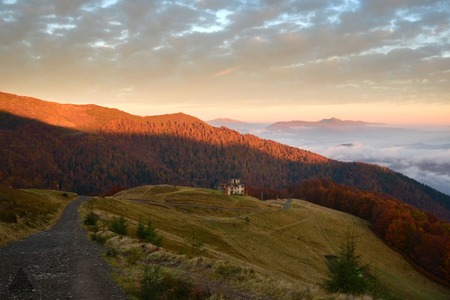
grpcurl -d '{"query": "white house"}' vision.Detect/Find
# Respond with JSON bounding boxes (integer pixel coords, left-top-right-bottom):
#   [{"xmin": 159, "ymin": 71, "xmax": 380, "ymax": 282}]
[{"xmin": 221, "ymin": 178, "xmax": 245, "ymax": 195}]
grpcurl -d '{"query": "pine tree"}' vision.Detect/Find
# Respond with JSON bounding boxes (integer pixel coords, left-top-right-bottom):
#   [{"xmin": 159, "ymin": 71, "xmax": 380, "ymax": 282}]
[
  {"xmin": 323, "ymin": 229, "xmax": 370, "ymax": 295},
  {"xmin": 136, "ymin": 220, "xmax": 162, "ymax": 246}
]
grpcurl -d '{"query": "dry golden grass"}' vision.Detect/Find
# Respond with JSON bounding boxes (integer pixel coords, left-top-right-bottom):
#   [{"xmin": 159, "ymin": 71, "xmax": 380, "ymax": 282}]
[
  {"xmin": 0, "ymin": 186, "xmax": 77, "ymax": 246},
  {"xmin": 114, "ymin": 185, "xmax": 267, "ymax": 216},
  {"xmin": 81, "ymin": 185, "xmax": 450, "ymax": 300}
]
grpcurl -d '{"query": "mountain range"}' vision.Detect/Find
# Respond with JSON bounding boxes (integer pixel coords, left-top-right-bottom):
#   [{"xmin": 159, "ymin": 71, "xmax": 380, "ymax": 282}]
[
  {"xmin": 207, "ymin": 117, "xmax": 379, "ymax": 132},
  {"xmin": 1, "ymin": 91, "xmax": 449, "ymax": 222},
  {"xmin": 266, "ymin": 117, "xmax": 377, "ymax": 130},
  {"xmin": 207, "ymin": 118, "xmax": 268, "ymax": 133}
]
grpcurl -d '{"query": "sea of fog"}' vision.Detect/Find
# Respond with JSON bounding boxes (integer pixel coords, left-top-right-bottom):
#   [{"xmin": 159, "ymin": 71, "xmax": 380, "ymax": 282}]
[
  {"xmin": 209, "ymin": 121, "xmax": 450, "ymax": 197},
  {"xmin": 258, "ymin": 124, "xmax": 450, "ymax": 196}
]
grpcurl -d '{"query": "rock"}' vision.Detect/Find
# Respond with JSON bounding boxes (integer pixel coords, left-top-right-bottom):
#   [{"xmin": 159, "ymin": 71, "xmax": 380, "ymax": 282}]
[{"xmin": 8, "ymin": 267, "xmax": 33, "ymax": 293}]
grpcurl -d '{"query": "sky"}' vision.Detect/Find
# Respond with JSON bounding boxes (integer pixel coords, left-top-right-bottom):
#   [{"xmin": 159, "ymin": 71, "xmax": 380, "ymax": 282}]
[{"xmin": 1, "ymin": 0, "xmax": 450, "ymax": 124}]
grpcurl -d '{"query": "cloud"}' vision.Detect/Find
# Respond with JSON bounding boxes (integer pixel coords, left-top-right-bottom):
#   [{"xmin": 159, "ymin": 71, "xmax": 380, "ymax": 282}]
[
  {"xmin": 211, "ymin": 65, "xmax": 240, "ymax": 78},
  {"xmin": 0, "ymin": 0, "xmax": 449, "ymax": 110}
]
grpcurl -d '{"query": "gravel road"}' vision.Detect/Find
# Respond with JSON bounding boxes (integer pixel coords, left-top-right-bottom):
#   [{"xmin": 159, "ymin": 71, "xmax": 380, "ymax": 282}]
[{"xmin": 0, "ymin": 196, "xmax": 127, "ymax": 299}]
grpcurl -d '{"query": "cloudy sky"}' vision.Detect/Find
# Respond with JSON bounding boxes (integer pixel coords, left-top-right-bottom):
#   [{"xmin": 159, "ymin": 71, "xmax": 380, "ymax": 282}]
[{"xmin": 1, "ymin": 0, "xmax": 449, "ymax": 123}]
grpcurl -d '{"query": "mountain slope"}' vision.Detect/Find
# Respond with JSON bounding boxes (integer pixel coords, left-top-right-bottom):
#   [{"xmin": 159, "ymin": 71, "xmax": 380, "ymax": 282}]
[
  {"xmin": 80, "ymin": 186, "xmax": 450, "ymax": 299},
  {"xmin": 0, "ymin": 91, "xmax": 449, "ymax": 221}
]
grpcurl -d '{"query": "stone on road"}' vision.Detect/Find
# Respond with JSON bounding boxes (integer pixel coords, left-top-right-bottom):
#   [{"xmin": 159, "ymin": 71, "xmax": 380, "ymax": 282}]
[{"xmin": 0, "ymin": 196, "xmax": 127, "ymax": 299}]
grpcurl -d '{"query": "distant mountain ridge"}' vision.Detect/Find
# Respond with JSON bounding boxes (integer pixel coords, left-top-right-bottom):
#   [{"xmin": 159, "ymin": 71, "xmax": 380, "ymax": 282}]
[
  {"xmin": 207, "ymin": 116, "xmax": 384, "ymax": 134},
  {"xmin": 1, "ymin": 91, "xmax": 449, "ymax": 221},
  {"xmin": 267, "ymin": 118, "xmax": 380, "ymax": 131},
  {"xmin": 207, "ymin": 118, "xmax": 250, "ymax": 126},
  {"xmin": 207, "ymin": 118, "xmax": 268, "ymax": 133}
]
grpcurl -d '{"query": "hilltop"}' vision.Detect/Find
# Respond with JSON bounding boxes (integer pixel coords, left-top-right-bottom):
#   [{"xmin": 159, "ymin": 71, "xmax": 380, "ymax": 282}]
[{"xmin": 0, "ymin": 92, "xmax": 202, "ymax": 131}]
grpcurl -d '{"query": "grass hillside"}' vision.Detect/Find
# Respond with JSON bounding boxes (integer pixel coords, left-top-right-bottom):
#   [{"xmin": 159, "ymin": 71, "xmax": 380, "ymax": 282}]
[
  {"xmin": 81, "ymin": 185, "xmax": 449, "ymax": 299},
  {"xmin": 0, "ymin": 185, "xmax": 76, "ymax": 246}
]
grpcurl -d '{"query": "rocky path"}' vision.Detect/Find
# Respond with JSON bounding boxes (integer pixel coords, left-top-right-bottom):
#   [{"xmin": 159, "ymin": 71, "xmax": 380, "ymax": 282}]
[{"xmin": 0, "ymin": 196, "xmax": 127, "ymax": 299}]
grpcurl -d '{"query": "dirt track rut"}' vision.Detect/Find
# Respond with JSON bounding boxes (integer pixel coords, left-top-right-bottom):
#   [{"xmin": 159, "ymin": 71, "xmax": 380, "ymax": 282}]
[{"xmin": 0, "ymin": 196, "xmax": 127, "ymax": 299}]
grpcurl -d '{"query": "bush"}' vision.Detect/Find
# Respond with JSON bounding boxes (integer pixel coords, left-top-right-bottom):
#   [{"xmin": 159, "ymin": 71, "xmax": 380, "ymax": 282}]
[
  {"xmin": 216, "ymin": 262, "xmax": 243, "ymax": 280},
  {"xmin": 137, "ymin": 221, "xmax": 162, "ymax": 246},
  {"xmin": 84, "ymin": 211, "xmax": 99, "ymax": 226},
  {"xmin": 106, "ymin": 247, "xmax": 118, "ymax": 257},
  {"xmin": 0, "ymin": 209, "xmax": 17, "ymax": 223},
  {"xmin": 185, "ymin": 231, "xmax": 204, "ymax": 257},
  {"xmin": 140, "ymin": 260, "xmax": 209, "ymax": 300},
  {"xmin": 140, "ymin": 263, "xmax": 165, "ymax": 299},
  {"xmin": 109, "ymin": 216, "xmax": 128, "ymax": 235},
  {"xmin": 126, "ymin": 248, "xmax": 144, "ymax": 265},
  {"xmin": 90, "ymin": 233, "xmax": 107, "ymax": 244}
]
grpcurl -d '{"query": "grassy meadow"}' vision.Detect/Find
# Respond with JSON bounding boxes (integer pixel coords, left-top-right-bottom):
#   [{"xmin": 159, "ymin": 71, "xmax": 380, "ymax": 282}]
[
  {"xmin": 81, "ymin": 185, "xmax": 450, "ymax": 299},
  {"xmin": 0, "ymin": 185, "xmax": 77, "ymax": 246}
]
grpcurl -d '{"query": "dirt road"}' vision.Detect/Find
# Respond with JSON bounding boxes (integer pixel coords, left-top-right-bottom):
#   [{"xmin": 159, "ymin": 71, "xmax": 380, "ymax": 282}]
[{"xmin": 0, "ymin": 196, "xmax": 127, "ymax": 299}]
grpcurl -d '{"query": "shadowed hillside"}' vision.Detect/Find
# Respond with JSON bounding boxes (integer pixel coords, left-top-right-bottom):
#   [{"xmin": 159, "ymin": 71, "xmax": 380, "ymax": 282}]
[
  {"xmin": 1, "ymin": 91, "xmax": 450, "ymax": 222},
  {"xmin": 0, "ymin": 185, "xmax": 76, "ymax": 246}
]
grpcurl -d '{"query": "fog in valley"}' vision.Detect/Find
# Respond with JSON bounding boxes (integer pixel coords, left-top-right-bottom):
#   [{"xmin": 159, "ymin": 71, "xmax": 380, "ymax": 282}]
[{"xmin": 209, "ymin": 119, "xmax": 450, "ymax": 196}]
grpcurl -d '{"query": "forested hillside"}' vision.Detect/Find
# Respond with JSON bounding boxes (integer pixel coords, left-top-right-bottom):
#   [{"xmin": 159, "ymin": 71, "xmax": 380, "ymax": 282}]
[{"xmin": 1, "ymin": 92, "xmax": 449, "ymax": 222}]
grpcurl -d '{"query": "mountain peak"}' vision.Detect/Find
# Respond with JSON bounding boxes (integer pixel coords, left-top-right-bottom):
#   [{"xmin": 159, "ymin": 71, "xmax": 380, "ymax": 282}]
[
  {"xmin": 147, "ymin": 112, "xmax": 205, "ymax": 124},
  {"xmin": 209, "ymin": 118, "xmax": 236, "ymax": 122},
  {"xmin": 319, "ymin": 117, "xmax": 342, "ymax": 123},
  {"xmin": 207, "ymin": 118, "xmax": 249, "ymax": 125}
]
